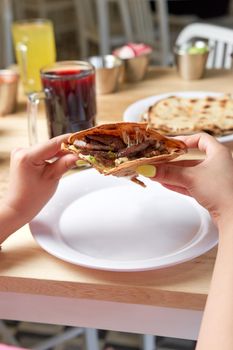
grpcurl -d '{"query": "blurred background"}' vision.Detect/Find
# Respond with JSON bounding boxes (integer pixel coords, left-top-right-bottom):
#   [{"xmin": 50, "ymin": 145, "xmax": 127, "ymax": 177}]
[{"xmin": 1, "ymin": 0, "xmax": 233, "ymax": 69}]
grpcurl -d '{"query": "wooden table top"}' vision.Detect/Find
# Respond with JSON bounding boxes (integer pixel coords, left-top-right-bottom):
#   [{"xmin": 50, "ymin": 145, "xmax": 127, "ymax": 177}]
[{"xmin": 1, "ymin": 66, "xmax": 233, "ymax": 311}]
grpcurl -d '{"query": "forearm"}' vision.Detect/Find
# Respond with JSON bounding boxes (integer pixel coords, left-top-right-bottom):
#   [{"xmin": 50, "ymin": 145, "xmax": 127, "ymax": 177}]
[
  {"xmin": 0, "ymin": 201, "xmax": 27, "ymax": 244},
  {"xmin": 196, "ymin": 215, "xmax": 233, "ymax": 350}
]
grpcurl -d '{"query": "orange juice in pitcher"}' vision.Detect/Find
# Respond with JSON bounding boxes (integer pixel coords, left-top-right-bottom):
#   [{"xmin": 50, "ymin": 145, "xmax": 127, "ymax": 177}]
[{"xmin": 12, "ymin": 19, "xmax": 56, "ymax": 94}]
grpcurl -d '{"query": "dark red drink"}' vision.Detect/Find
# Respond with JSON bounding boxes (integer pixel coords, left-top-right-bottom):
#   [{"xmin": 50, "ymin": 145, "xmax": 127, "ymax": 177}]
[{"xmin": 40, "ymin": 61, "xmax": 96, "ymax": 138}]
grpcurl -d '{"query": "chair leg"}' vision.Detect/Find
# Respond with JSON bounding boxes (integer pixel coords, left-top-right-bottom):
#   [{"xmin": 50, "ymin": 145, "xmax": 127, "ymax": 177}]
[
  {"xmin": 0, "ymin": 0, "xmax": 14, "ymax": 67},
  {"xmin": 156, "ymin": 0, "xmax": 171, "ymax": 66},
  {"xmin": 0, "ymin": 320, "xmax": 20, "ymax": 346},
  {"xmin": 142, "ymin": 334, "xmax": 156, "ymax": 350},
  {"xmin": 74, "ymin": 0, "xmax": 89, "ymax": 58},
  {"xmin": 32, "ymin": 327, "xmax": 84, "ymax": 350},
  {"xmin": 85, "ymin": 328, "xmax": 99, "ymax": 350},
  {"xmin": 96, "ymin": 0, "xmax": 111, "ymax": 55}
]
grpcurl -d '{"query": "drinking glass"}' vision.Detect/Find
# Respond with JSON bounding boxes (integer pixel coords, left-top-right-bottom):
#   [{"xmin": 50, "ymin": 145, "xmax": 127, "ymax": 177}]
[
  {"xmin": 12, "ymin": 19, "xmax": 56, "ymax": 94},
  {"xmin": 27, "ymin": 61, "xmax": 96, "ymax": 145}
]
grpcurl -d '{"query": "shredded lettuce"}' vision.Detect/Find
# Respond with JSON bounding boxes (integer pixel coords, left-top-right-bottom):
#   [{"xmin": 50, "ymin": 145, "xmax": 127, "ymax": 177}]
[
  {"xmin": 107, "ymin": 151, "xmax": 116, "ymax": 159},
  {"xmin": 81, "ymin": 154, "xmax": 97, "ymax": 164}
]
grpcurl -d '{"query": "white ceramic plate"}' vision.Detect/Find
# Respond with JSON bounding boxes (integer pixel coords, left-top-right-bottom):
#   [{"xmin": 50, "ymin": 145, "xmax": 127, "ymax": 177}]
[
  {"xmin": 123, "ymin": 91, "xmax": 233, "ymax": 143},
  {"xmin": 30, "ymin": 169, "xmax": 218, "ymax": 271}
]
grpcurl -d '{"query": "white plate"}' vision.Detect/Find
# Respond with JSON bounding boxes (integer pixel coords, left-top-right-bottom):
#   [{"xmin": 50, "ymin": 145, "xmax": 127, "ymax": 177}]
[
  {"xmin": 30, "ymin": 169, "xmax": 218, "ymax": 271},
  {"xmin": 123, "ymin": 91, "xmax": 233, "ymax": 143}
]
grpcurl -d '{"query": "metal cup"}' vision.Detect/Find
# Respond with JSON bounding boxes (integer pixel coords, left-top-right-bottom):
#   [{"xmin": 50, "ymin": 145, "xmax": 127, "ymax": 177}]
[
  {"xmin": 174, "ymin": 42, "xmax": 209, "ymax": 80},
  {"xmin": 88, "ymin": 55, "xmax": 123, "ymax": 94},
  {"xmin": 122, "ymin": 53, "xmax": 151, "ymax": 83},
  {"xmin": 0, "ymin": 70, "xmax": 19, "ymax": 116}
]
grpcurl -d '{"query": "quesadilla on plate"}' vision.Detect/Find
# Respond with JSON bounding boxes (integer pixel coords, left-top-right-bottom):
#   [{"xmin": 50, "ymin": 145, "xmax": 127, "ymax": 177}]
[
  {"xmin": 142, "ymin": 94, "xmax": 233, "ymax": 136},
  {"xmin": 63, "ymin": 122, "xmax": 187, "ymax": 187}
]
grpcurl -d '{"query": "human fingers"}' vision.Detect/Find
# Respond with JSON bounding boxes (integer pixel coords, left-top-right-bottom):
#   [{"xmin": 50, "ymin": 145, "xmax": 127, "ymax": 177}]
[
  {"xmin": 160, "ymin": 183, "xmax": 190, "ymax": 196},
  {"xmin": 136, "ymin": 160, "xmax": 200, "ymax": 186},
  {"xmin": 150, "ymin": 164, "xmax": 192, "ymax": 188},
  {"xmin": 28, "ymin": 134, "xmax": 71, "ymax": 165},
  {"xmin": 45, "ymin": 154, "xmax": 78, "ymax": 179},
  {"xmin": 162, "ymin": 159, "xmax": 203, "ymax": 167},
  {"xmin": 175, "ymin": 132, "xmax": 224, "ymax": 156}
]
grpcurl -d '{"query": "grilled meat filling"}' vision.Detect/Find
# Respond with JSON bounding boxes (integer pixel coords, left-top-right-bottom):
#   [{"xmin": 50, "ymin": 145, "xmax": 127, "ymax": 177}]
[
  {"xmin": 74, "ymin": 133, "xmax": 169, "ymax": 167},
  {"xmin": 85, "ymin": 134, "xmax": 126, "ymax": 150}
]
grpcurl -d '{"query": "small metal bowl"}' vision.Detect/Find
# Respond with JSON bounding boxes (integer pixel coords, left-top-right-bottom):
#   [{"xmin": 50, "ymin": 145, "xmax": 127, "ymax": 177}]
[
  {"xmin": 122, "ymin": 53, "xmax": 151, "ymax": 83},
  {"xmin": 174, "ymin": 40, "xmax": 210, "ymax": 80},
  {"xmin": 0, "ymin": 70, "xmax": 19, "ymax": 116},
  {"xmin": 88, "ymin": 55, "xmax": 123, "ymax": 94}
]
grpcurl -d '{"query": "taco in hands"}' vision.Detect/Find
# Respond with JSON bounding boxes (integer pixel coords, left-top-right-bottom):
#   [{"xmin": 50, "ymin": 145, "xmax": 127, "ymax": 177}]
[{"xmin": 63, "ymin": 122, "xmax": 187, "ymax": 187}]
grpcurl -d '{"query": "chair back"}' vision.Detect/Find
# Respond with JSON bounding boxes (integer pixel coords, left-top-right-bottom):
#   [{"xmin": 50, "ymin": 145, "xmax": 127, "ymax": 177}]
[
  {"xmin": 118, "ymin": 0, "xmax": 155, "ymax": 44},
  {"xmin": 118, "ymin": 0, "xmax": 170, "ymax": 65},
  {"xmin": 73, "ymin": 0, "xmax": 171, "ymax": 65},
  {"xmin": 176, "ymin": 23, "xmax": 233, "ymax": 68},
  {"xmin": 74, "ymin": 0, "xmax": 97, "ymax": 33}
]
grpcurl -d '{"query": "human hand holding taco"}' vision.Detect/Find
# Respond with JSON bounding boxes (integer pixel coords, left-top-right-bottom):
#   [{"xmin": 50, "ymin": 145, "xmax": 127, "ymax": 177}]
[{"xmin": 62, "ymin": 122, "xmax": 187, "ymax": 186}]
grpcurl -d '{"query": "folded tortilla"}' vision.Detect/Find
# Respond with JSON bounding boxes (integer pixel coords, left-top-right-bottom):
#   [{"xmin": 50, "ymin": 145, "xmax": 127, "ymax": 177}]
[{"xmin": 63, "ymin": 122, "xmax": 187, "ymax": 186}]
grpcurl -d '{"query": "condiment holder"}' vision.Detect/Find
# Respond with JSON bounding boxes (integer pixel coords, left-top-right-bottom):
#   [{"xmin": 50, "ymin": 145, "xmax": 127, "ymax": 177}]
[
  {"xmin": 88, "ymin": 55, "xmax": 123, "ymax": 94},
  {"xmin": 113, "ymin": 43, "xmax": 152, "ymax": 83},
  {"xmin": 174, "ymin": 40, "xmax": 210, "ymax": 80}
]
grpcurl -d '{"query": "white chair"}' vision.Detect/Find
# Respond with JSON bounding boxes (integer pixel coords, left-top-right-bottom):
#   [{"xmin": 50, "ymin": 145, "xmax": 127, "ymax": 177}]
[
  {"xmin": 74, "ymin": 0, "xmax": 133, "ymax": 58},
  {"xmin": 0, "ymin": 320, "xmax": 99, "ymax": 350},
  {"xmin": 0, "ymin": 319, "xmax": 156, "ymax": 350},
  {"xmin": 117, "ymin": 0, "xmax": 171, "ymax": 65},
  {"xmin": 0, "ymin": 320, "xmax": 20, "ymax": 346},
  {"xmin": 176, "ymin": 22, "xmax": 233, "ymax": 68},
  {"xmin": 0, "ymin": 0, "xmax": 14, "ymax": 67}
]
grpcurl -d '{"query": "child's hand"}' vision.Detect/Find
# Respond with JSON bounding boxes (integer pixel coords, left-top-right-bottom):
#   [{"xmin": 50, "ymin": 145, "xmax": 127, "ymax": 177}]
[
  {"xmin": 147, "ymin": 133, "xmax": 233, "ymax": 225},
  {"xmin": 3, "ymin": 134, "xmax": 78, "ymax": 223}
]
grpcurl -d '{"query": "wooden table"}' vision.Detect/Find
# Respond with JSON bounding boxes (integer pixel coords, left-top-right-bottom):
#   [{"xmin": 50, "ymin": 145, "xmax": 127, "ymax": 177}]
[{"xmin": 1, "ymin": 67, "xmax": 233, "ymax": 340}]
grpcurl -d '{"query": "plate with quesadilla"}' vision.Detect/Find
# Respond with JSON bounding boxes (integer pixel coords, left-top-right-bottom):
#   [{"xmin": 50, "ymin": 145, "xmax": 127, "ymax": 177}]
[
  {"xmin": 123, "ymin": 91, "xmax": 233, "ymax": 143},
  {"xmin": 30, "ymin": 169, "xmax": 218, "ymax": 271}
]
